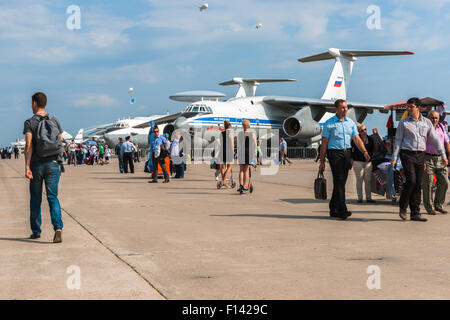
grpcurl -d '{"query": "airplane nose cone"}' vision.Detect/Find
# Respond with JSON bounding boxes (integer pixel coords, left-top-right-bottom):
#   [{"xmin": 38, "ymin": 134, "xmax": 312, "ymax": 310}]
[
  {"xmin": 174, "ymin": 116, "xmax": 189, "ymax": 129},
  {"xmin": 104, "ymin": 133, "xmax": 116, "ymax": 146}
]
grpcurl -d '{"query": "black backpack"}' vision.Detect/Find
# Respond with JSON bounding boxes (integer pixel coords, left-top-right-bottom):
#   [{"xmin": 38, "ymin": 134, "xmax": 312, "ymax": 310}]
[
  {"xmin": 33, "ymin": 114, "xmax": 64, "ymax": 158},
  {"xmin": 160, "ymin": 140, "xmax": 170, "ymax": 158}
]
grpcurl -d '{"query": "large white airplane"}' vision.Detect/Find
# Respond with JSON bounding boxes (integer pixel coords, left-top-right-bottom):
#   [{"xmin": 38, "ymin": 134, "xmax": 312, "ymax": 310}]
[
  {"xmin": 136, "ymin": 48, "xmax": 413, "ymax": 146},
  {"xmin": 103, "ymin": 115, "xmax": 167, "ymax": 148},
  {"xmin": 134, "ymin": 48, "xmax": 413, "ymax": 148}
]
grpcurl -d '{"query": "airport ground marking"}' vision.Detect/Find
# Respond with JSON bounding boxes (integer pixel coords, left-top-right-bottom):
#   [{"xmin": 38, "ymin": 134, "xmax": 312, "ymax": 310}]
[{"xmin": 5, "ymin": 161, "xmax": 168, "ymax": 299}]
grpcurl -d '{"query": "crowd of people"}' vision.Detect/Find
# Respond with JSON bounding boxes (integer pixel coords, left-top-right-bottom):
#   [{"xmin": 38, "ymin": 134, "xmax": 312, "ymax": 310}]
[
  {"xmin": 0, "ymin": 146, "xmax": 20, "ymax": 159},
  {"xmin": 319, "ymin": 97, "xmax": 450, "ymax": 222},
  {"xmin": 18, "ymin": 91, "xmax": 450, "ymax": 244},
  {"xmin": 63, "ymin": 140, "xmax": 112, "ymax": 166}
]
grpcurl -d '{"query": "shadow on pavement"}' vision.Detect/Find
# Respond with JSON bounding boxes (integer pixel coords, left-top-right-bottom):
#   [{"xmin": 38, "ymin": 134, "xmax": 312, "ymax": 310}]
[
  {"xmin": 0, "ymin": 237, "xmax": 53, "ymax": 244},
  {"xmin": 281, "ymin": 198, "xmax": 396, "ymax": 206},
  {"xmin": 280, "ymin": 198, "xmax": 328, "ymax": 204},
  {"xmin": 210, "ymin": 213, "xmax": 401, "ymax": 222}
]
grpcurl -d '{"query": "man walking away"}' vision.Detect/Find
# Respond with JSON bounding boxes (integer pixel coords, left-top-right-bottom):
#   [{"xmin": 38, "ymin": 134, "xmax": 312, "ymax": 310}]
[
  {"xmin": 319, "ymin": 99, "xmax": 370, "ymax": 220},
  {"xmin": 148, "ymin": 126, "xmax": 170, "ymax": 183},
  {"xmin": 14, "ymin": 146, "xmax": 19, "ymax": 159},
  {"xmin": 392, "ymin": 98, "xmax": 448, "ymax": 222},
  {"xmin": 121, "ymin": 136, "xmax": 136, "ymax": 173},
  {"xmin": 23, "ymin": 92, "xmax": 64, "ymax": 243},
  {"xmin": 115, "ymin": 137, "xmax": 124, "ymax": 173},
  {"xmin": 422, "ymin": 110, "xmax": 450, "ymax": 215},
  {"xmin": 279, "ymin": 138, "xmax": 291, "ymax": 165}
]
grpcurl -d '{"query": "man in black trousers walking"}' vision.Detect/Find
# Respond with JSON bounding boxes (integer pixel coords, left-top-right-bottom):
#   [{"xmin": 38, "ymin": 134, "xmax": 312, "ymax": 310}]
[
  {"xmin": 319, "ymin": 99, "xmax": 370, "ymax": 219},
  {"xmin": 391, "ymin": 97, "xmax": 447, "ymax": 222}
]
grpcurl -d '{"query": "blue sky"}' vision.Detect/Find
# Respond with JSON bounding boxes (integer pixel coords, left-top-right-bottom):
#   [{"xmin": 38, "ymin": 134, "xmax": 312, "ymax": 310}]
[{"xmin": 1, "ymin": 0, "xmax": 450, "ymax": 146}]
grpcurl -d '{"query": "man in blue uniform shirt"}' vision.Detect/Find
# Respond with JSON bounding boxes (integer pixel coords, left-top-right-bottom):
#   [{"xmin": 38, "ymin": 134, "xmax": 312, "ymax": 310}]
[{"xmin": 319, "ymin": 99, "xmax": 370, "ymax": 219}]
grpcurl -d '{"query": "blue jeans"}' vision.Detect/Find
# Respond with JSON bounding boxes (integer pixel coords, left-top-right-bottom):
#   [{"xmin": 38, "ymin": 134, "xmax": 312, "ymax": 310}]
[{"xmin": 29, "ymin": 160, "xmax": 63, "ymax": 235}]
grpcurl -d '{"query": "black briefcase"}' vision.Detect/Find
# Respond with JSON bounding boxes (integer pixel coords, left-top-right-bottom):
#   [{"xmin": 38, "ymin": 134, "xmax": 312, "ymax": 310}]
[{"xmin": 314, "ymin": 171, "xmax": 327, "ymax": 200}]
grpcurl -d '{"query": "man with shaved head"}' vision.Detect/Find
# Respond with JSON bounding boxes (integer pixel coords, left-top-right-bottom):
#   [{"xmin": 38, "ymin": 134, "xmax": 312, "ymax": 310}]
[{"xmin": 422, "ymin": 110, "xmax": 450, "ymax": 215}]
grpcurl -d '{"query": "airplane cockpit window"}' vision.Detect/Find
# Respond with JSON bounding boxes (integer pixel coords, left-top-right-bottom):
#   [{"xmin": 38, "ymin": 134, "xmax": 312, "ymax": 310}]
[{"xmin": 183, "ymin": 104, "xmax": 212, "ymax": 114}]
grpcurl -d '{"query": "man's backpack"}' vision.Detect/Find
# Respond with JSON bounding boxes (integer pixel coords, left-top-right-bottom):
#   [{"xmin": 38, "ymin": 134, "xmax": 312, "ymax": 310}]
[{"xmin": 33, "ymin": 114, "xmax": 64, "ymax": 158}]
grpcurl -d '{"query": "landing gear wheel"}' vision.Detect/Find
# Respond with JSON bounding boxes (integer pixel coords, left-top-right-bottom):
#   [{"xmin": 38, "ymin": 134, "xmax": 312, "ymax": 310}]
[
  {"xmin": 249, "ymin": 185, "xmax": 254, "ymax": 193},
  {"xmin": 217, "ymin": 181, "xmax": 222, "ymax": 189},
  {"xmin": 231, "ymin": 181, "xmax": 236, "ymax": 188}
]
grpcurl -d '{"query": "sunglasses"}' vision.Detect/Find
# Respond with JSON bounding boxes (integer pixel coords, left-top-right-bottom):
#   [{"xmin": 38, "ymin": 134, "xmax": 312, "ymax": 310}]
[{"xmin": 359, "ymin": 129, "xmax": 367, "ymax": 132}]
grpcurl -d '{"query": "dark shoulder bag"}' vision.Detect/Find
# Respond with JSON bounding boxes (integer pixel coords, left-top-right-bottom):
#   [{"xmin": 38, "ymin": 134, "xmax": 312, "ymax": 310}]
[{"xmin": 314, "ymin": 170, "xmax": 327, "ymax": 200}]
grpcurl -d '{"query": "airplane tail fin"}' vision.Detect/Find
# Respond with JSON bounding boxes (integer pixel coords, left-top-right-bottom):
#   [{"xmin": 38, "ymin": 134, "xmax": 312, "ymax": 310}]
[
  {"xmin": 298, "ymin": 48, "xmax": 414, "ymax": 101},
  {"xmin": 75, "ymin": 129, "xmax": 83, "ymax": 141},
  {"xmin": 219, "ymin": 78, "xmax": 296, "ymax": 98}
]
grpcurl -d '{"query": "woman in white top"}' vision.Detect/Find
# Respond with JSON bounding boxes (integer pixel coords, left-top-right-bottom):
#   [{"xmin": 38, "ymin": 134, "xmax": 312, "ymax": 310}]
[{"xmin": 104, "ymin": 145, "xmax": 111, "ymax": 164}]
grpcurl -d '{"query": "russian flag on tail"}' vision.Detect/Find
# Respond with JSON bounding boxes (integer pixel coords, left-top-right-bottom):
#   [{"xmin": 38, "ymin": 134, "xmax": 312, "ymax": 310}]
[{"xmin": 334, "ymin": 81, "xmax": 342, "ymax": 87}]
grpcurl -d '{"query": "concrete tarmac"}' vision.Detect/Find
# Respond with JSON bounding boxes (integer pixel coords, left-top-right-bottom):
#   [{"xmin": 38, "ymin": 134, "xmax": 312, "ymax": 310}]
[{"xmin": 1, "ymin": 157, "xmax": 450, "ymax": 299}]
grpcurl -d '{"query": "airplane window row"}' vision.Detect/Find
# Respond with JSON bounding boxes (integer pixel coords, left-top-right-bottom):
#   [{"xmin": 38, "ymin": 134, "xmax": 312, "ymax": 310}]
[{"xmin": 184, "ymin": 104, "xmax": 213, "ymax": 113}]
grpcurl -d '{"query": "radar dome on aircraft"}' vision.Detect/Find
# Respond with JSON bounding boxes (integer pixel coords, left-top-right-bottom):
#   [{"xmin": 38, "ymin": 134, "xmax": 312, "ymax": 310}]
[
  {"xmin": 256, "ymin": 23, "xmax": 262, "ymax": 29},
  {"xmin": 199, "ymin": 3, "xmax": 208, "ymax": 11}
]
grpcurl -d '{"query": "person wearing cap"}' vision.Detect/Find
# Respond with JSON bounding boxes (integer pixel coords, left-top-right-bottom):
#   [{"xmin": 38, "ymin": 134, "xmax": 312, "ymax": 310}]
[
  {"xmin": 115, "ymin": 137, "xmax": 124, "ymax": 173},
  {"xmin": 120, "ymin": 136, "xmax": 137, "ymax": 173},
  {"xmin": 392, "ymin": 97, "xmax": 448, "ymax": 222}
]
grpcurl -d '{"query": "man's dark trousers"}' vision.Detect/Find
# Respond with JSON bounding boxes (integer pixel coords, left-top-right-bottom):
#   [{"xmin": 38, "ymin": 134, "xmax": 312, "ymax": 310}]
[
  {"xmin": 123, "ymin": 152, "xmax": 134, "ymax": 173},
  {"xmin": 152, "ymin": 153, "xmax": 169, "ymax": 181},
  {"xmin": 399, "ymin": 150, "xmax": 425, "ymax": 215},
  {"xmin": 327, "ymin": 149, "xmax": 352, "ymax": 217}
]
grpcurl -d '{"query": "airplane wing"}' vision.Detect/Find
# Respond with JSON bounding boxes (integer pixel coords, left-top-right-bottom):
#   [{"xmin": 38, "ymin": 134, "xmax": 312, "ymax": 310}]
[
  {"xmin": 83, "ymin": 122, "xmax": 120, "ymax": 136},
  {"xmin": 132, "ymin": 113, "xmax": 182, "ymax": 129},
  {"xmin": 263, "ymin": 96, "xmax": 387, "ymax": 113},
  {"xmin": 263, "ymin": 96, "xmax": 387, "ymax": 124}
]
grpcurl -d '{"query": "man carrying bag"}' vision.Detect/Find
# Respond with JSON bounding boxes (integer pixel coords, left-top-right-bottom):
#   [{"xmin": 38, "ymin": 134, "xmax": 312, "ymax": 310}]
[
  {"xmin": 314, "ymin": 170, "xmax": 327, "ymax": 200},
  {"xmin": 318, "ymin": 99, "xmax": 370, "ymax": 219}
]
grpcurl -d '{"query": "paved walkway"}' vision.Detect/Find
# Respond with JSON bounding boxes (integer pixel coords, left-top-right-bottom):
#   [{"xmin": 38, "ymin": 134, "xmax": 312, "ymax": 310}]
[
  {"xmin": 2, "ymin": 158, "xmax": 450, "ymax": 299},
  {"xmin": 0, "ymin": 159, "xmax": 164, "ymax": 300}
]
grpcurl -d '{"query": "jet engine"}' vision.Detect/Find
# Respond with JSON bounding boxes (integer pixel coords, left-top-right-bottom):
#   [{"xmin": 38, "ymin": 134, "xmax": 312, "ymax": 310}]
[
  {"xmin": 163, "ymin": 124, "xmax": 175, "ymax": 137},
  {"xmin": 283, "ymin": 108, "xmax": 322, "ymax": 139}
]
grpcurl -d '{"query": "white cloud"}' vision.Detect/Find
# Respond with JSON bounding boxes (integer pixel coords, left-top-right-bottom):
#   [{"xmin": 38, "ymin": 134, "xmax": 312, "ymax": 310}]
[
  {"xmin": 0, "ymin": 3, "xmax": 135, "ymax": 63},
  {"xmin": 115, "ymin": 62, "xmax": 160, "ymax": 83},
  {"xmin": 177, "ymin": 65, "xmax": 193, "ymax": 72},
  {"xmin": 73, "ymin": 94, "xmax": 120, "ymax": 108},
  {"xmin": 28, "ymin": 47, "xmax": 77, "ymax": 63}
]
